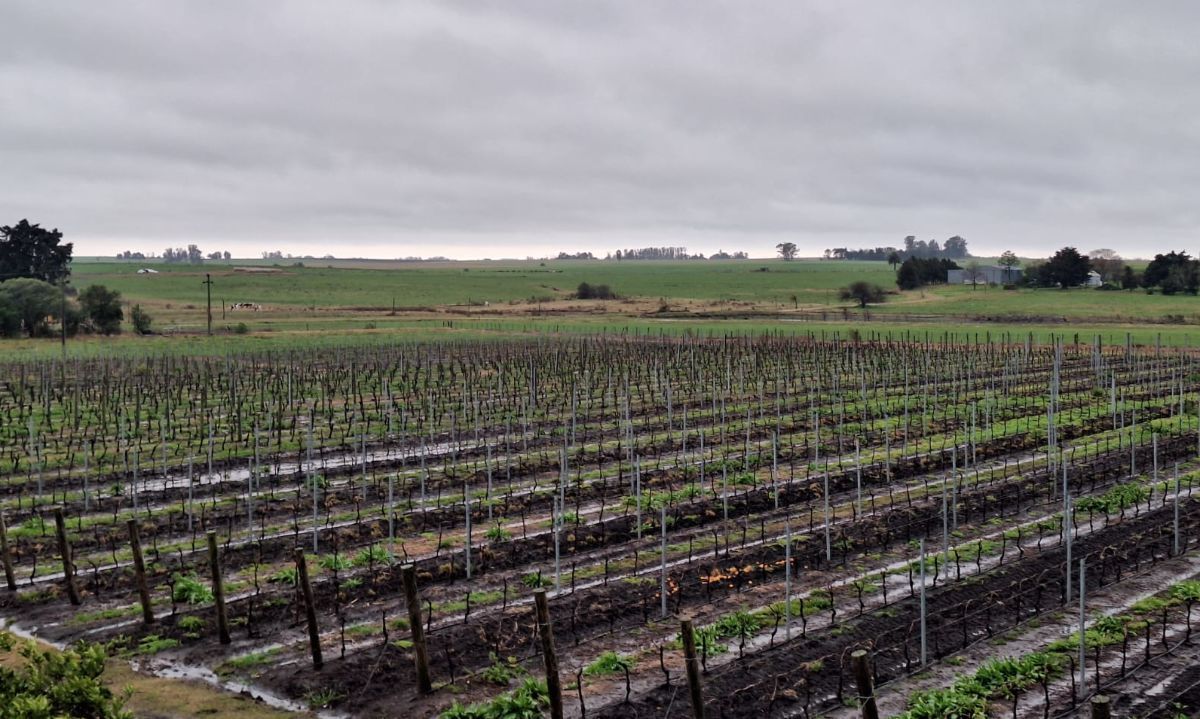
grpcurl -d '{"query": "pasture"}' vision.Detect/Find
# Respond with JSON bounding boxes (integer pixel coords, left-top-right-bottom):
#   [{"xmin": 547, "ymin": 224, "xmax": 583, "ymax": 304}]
[{"xmin": 60, "ymin": 258, "xmax": 1200, "ymax": 344}]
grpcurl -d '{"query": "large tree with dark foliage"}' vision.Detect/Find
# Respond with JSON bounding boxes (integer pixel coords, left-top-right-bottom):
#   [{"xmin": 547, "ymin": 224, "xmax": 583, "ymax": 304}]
[
  {"xmin": 1142, "ymin": 251, "xmax": 1194, "ymax": 291},
  {"xmin": 896, "ymin": 257, "xmax": 960, "ymax": 290},
  {"xmin": 0, "ymin": 220, "xmax": 73, "ymax": 284},
  {"xmin": 1032, "ymin": 247, "xmax": 1091, "ymax": 288}
]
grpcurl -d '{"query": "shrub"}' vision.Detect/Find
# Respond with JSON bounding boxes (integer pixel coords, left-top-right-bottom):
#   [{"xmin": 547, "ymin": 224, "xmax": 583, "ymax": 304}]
[
  {"xmin": 839, "ymin": 281, "xmax": 886, "ymax": 308},
  {"xmin": 521, "ymin": 571, "xmax": 550, "ymax": 588},
  {"xmin": 440, "ymin": 678, "xmax": 548, "ymax": 719},
  {"xmin": 172, "ymin": 573, "xmax": 213, "ymax": 604},
  {"xmin": 584, "ymin": 651, "xmax": 634, "ymax": 676},
  {"xmin": 318, "ymin": 553, "xmax": 350, "ymax": 572},
  {"xmin": 485, "ymin": 524, "xmax": 512, "ymax": 542},
  {"xmin": 481, "ymin": 652, "xmax": 526, "ymax": 686},
  {"xmin": 576, "ymin": 282, "xmax": 617, "ymax": 300},
  {"xmin": 78, "ymin": 285, "xmax": 123, "ymax": 334},
  {"xmin": 130, "ymin": 304, "xmax": 153, "ymax": 335},
  {"xmin": 353, "ymin": 546, "xmax": 393, "ymax": 567},
  {"xmin": 269, "ymin": 567, "xmax": 299, "ymax": 586},
  {"xmin": 0, "ymin": 631, "xmax": 131, "ymax": 718},
  {"xmin": 136, "ymin": 634, "xmax": 180, "ymax": 655},
  {"xmin": 178, "ymin": 615, "xmax": 205, "ymax": 639}
]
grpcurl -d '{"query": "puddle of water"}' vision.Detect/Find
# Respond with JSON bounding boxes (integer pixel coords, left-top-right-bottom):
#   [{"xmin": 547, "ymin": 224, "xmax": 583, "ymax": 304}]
[
  {"xmin": 0, "ymin": 617, "xmax": 66, "ymax": 650},
  {"xmin": 145, "ymin": 657, "xmax": 348, "ymax": 718}
]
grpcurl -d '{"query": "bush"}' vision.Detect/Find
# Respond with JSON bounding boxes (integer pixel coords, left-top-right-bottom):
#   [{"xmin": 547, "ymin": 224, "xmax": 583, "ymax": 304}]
[
  {"xmin": 171, "ymin": 573, "xmax": 213, "ymax": 604},
  {"xmin": 130, "ymin": 304, "xmax": 153, "ymax": 335},
  {"xmin": 0, "ymin": 631, "xmax": 131, "ymax": 718},
  {"xmin": 0, "ymin": 296, "xmax": 20, "ymax": 338},
  {"xmin": 78, "ymin": 285, "xmax": 123, "ymax": 334},
  {"xmin": 584, "ymin": 651, "xmax": 634, "ymax": 676},
  {"xmin": 440, "ymin": 678, "xmax": 548, "ymax": 719},
  {"xmin": 840, "ymin": 281, "xmax": 886, "ymax": 308},
  {"xmin": 576, "ymin": 282, "xmax": 616, "ymax": 300},
  {"xmin": 0, "ymin": 278, "xmax": 61, "ymax": 337}
]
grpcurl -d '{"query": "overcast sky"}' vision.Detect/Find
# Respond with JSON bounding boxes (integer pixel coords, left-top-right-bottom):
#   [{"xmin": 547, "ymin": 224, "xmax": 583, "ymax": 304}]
[{"xmin": 4, "ymin": 2, "xmax": 1200, "ymax": 260}]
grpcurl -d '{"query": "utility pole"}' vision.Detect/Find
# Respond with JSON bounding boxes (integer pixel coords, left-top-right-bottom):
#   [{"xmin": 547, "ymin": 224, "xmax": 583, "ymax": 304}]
[
  {"xmin": 202, "ymin": 274, "xmax": 213, "ymax": 335},
  {"xmin": 60, "ymin": 279, "xmax": 67, "ymax": 358}
]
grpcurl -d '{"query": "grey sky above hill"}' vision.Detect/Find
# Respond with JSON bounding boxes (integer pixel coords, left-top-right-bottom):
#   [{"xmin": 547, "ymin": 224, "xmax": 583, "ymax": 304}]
[{"xmin": 4, "ymin": 2, "xmax": 1199, "ymax": 260}]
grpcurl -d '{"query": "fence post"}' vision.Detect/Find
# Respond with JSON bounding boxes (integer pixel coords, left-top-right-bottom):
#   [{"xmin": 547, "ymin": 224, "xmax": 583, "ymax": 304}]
[
  {"xmin": 0, "ymin": 512, "xmax": 16, "ymax": 591},
  {"xmin": 126, "ymin": 519, "xmax": 153, "ymax": 624},
  {"xmin": 919, "ymin": 538, "xmax": 927, "ymax": 666},
  {"xmin": 53, "ymin": 509, "xmax": 80, "ymax": 606},
  {"xmin": 1079, "ymin": 558, "xmax": 1087, "ymax": 692},
  {"xmin": 534, "ymin": 588, "xmax": 564, "ymax": 719},
  {"xmin": 207, "ymin": 531, "xmax": 230, "ymax": 644},
  {"xmin": 851, "ymin": 649, "xmax": 879, "ymax": 719},
  {"xmin": 681, "ymin": 616, "xmax": 706, "ymax": 719},
  {"xmin": 295, "ymin": 548, "xmax": 322, "ymax": 669},
  {"xmin": 1090, "ymin": 694, "xmax": 1110, "ymax": 719},
  {"xmin": 401, "ymin": 564, "xmax": 433, "ymax": 694}
]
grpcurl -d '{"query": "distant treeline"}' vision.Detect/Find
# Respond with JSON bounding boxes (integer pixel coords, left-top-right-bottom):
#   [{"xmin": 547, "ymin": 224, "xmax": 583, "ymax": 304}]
[
  {"xmin": 614, "ymin": 247, "xmax": 703, "ymax": 260},
  {"xmin": 826, "ymin": 235, "xmax": 970, "ymax": 261},
  {"xmin": 556, "ymin": 247, "xmax": 749, "ymax": 260}
]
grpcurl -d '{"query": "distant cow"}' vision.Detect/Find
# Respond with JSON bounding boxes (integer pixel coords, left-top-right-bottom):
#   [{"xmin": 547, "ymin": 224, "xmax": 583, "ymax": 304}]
[{"xmin": 229, "ymin": 302, "xmax": 261, "ymax": 311}]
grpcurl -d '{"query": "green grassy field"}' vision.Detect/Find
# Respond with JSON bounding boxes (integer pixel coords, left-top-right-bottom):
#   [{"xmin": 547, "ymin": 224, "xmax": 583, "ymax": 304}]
[
  {"xmin": 69, "ymin": 259, "xmax": 894, "ymax": 309},
  {"xmin": 0, "ymin": 256, "xmax": 1193, "ymax": 359},
  {"xmin": 70, "ymin": 258, "xmax": 1195, "ymax": 323},
  {"xmin": 868, "ymin": 283, "xmax": 1200, "ymax": 322}
]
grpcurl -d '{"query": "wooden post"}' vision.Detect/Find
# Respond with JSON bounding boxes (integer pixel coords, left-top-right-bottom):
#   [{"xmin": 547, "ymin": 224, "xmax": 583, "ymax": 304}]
[
  {"xmin": 401, "ymin": 564, "xmax": 432, "ymax": 694},
  {"xmin": 207, "ymin": 531, "xmax": 230, "ymax": 644},
  {"xmin": 851, "ymin": 649, "xmax": 879, "ymax": 719},
  {"xmin": 126, "ymin": 519, "xmax": 154, "ymax": 624},
  {"xmin": 295, "ymin": 548, "xmax": 322, "ymax": 669},
  {"xmin": 534, "ymin": 588, "xmax": 564, "ymax": 719},
  {"xmin": 53, "ymin": 509, "xmax": 80, "ymax": 606},
  {"xmin": 680, "ymin": 616, "xmax": 706, "ymax": 719},
  {"xmin": 1090, "ymin": 695, "xmax": 1110, "ymax": 719},
  {"xmin": 0, "ymin": 512, "xmax": 16, "ymax": 591}
]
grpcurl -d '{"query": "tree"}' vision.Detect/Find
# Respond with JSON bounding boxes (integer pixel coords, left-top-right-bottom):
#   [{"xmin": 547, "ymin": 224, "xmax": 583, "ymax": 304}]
[
  {"xmin": 0, "ymin": 220, "xmax": 73, "ymax": 284},
  {"xmin": 896, "ymin": 257, "xmax": 961, "ymax": 289},
  {"xmin": 1143, "ymin": 251, "xmax": 1192, "ymax": 290},
  {"xmin": 840, "ymin": 281, "xmax": 886, "ymax": 308},
  {"xmin": 1122, "ymin": 265, "xmax": 1140, "ymax": 291},
  {"xmin": 998, "ymin": 251, "xmax": 1020, "ymax": 284},
  {"xmin": 1088, "ymin": 249, "xmax": 1125, "ymax": 285},
  {"xmin": 943, "ymin": 235, "xmax": 969, "ymax": 258},
  {"xmin": 78, "ymin": 285, "xmax": 123, "ymax": 335},
  {"xmin": 964, "ymin": 261, "xmax": 984, "ymax": 290},
  {"xmin": 0, "ymin": 278, "xmax": 62, "ymax": 337},
  {"xmin": 887, "ymin": 251, "xmax": 901, "ymax": 270},
  {"xmin": 1162, "ymin": 262, "xmax": 1200, "ymax": 296},
  {"xmin": 130, "ymin": 304, "xmax": 153, "ymax": 335},
  {"xmin": 0, "ymin": 295, "xmax": 19, "ymax": 337},
  {"xmin": 896, "ymin": 261, "xmax": 920, "ymax": 290},
  {"xmin": 1038, "ymin": 247, "xmax": 1091, "ymax": 288},
  {"xmin": 776, "ymin": 242, "xmax": 798, "ymax": 261}
]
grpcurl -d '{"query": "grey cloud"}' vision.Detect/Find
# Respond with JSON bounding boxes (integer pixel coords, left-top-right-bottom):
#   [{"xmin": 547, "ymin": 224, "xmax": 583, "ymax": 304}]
[{"xmin": 3, "ymin": 1, "xmax": 1200, "ymax": 258}]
